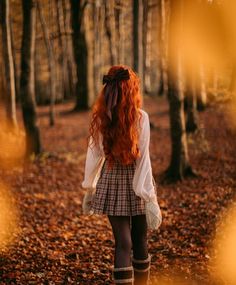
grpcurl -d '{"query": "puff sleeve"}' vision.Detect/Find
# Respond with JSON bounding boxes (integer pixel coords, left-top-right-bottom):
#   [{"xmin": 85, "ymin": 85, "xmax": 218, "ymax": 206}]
[
  {"xmin": 132, "ymin": 110, "xmax": 157, "ymax": 203},
  {"xmin": 81, "ymin": 136, "xmax": 105, "ymax": 190}
]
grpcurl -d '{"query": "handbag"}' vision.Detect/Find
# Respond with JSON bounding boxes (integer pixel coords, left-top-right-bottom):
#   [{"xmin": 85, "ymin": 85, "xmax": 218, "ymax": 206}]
[{"xmin": 145, "ymin": 177, "xmax": 162, "ymax": 230}]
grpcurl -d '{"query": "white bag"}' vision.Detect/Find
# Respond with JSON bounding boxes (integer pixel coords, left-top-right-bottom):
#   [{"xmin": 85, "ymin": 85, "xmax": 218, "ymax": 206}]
[{"xmin": 145, "ymin": 177, "xmax": 162, "ymax": 230}]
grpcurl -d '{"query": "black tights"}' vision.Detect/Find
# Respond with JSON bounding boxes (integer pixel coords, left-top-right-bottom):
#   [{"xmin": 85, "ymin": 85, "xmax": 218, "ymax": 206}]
[{"xmin": 108, "ymin": 215, "xmax": 148, "ymax": 268}]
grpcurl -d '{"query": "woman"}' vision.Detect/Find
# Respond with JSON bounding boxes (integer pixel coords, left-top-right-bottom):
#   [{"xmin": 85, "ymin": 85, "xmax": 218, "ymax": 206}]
[{"xmin": 82, "ymin": 65, "xmax": 160, "ymax": 285}]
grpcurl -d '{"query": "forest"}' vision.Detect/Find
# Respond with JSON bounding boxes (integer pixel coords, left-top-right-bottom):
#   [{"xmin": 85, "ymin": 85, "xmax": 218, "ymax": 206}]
[{"xmin": 0, "ymin": 0, "xmax": 236, "ymax": 284}]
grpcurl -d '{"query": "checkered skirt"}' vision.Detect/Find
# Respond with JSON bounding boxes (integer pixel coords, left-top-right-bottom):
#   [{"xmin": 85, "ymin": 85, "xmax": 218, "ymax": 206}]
[{"xmin": 91, "ymin": 159, "xmax": 145, "ymax": 216}]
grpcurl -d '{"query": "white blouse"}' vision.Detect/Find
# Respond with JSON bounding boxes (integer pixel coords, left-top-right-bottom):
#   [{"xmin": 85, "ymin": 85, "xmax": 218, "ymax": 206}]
[{"xmin": 81, "ymin": 109, "xmax": 157, "ymax": 203}]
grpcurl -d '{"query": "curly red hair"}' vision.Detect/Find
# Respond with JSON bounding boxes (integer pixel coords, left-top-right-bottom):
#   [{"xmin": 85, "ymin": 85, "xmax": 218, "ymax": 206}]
[{"xmin": 89, "ymin": 65, "xmax": 142, "ymax": 167}]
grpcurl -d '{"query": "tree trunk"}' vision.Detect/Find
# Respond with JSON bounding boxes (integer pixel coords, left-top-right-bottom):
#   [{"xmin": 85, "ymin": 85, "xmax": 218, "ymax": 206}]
[
  {"xmin": 84, "ymin": 2, "xmax": 95, "ymax": 106},
  {"xmin": 62, "ymin": 0, "xmax": 76, "ymax": 98},
  {"xmin": 114, "ymin": 0, "xmax": 120, "ymax": 63},
  {"xmin": 99, "ymin": 3, "xmax": 105, "ymax": 69},
  {"xmin": 104, "ymin": 0, "xmax": 117, "ymax": 65},
  {"xmin": 114, "ymin": 0, "xmax": 123, "ymax": 64},
  {"xmin": 10, "ymin": 19, "xmax": 20, "ymax": 102},
  {"xmin": 166, "ymin": 0, "xmax": 193, "ymax": 181},
  {"xmin": 146, "ymin": 1, "xmax": 153, "ymax": 94},
  {"xmin": 197, "ymin": 63, "xmax": 207, "ymax": 110},
  {"xmin": 133, "ymin": 0, "xmax": 143, "ymax": 92},
  {"xmin": 51, "ymin": 0, "xmax": 64, "ymax": 103},
  {"xmin": 0, "ymin": 43, "xmax": 7, "ymax": 105},
  {"xmin": 185, "ymin": 69, "xmax": 198, "ymax": 133},
  {"xmin": 119, "ymin": 1, "xmax": 125, "ymax": 64},
  {"xmin": 70, "ymin": 0, "xmax": 89, "ymax": 111},
  {"xmin": 37, "ymin": 0, "xmax": 57, "ymax": 126},
  {"xmin": 56, "ymin": 0, "xmax": 70, "ymax": 99},
  {"xmin": 158, "ymin": 0, "xmax": 168, "ymax": 96},
  {"xmin": 1, "ymin": 0, "xmax": 17, "ymax": 128},
  {"xmin": 20, "ymin": 0, "xmax": 41, "ymax": 156},
  {"xmin": 142, "ymin": 0, "xmax": 149, "ymax": 93},
  {"xmin": 48, "ymin": 0, "xmax": 61, "ymax": 104},
  {"xmin": 133, "ymin": 0, "xmax": 139, "ymax": 72},
  {"xmin": 93, "ymin": 0, "xmax": 101, "ymax": 97}
]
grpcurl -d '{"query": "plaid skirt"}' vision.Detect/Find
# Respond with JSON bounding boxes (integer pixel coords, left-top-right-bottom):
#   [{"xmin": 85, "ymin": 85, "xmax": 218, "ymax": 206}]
[{"xmin": 91, "ymin": 159, "xmax": 145, "ymax": 216}]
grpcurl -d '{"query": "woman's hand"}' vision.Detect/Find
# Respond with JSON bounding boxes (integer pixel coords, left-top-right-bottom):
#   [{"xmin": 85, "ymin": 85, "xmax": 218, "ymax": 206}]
[
  {"xmin": 145, "ymin": 199, "xmax": 162, "ymax": 230},
  {"xmin": 82, "ymin": 188, "xmax": 95, "ymax": 215}
]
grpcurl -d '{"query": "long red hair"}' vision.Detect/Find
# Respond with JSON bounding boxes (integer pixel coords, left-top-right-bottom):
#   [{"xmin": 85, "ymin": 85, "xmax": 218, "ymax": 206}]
[{"xmin": 89, "ymin": 65, "xmax": 142, "ymax": 167}]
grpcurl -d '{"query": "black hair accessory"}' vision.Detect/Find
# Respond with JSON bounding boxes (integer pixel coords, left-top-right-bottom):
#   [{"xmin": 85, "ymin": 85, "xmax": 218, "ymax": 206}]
[{"xmin": 103, "ymin": 69, "xmax": 130, "ymax": 120}]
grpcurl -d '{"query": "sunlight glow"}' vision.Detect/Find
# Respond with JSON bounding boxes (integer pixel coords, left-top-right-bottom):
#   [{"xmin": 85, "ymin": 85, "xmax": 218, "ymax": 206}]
[
  {"xmin": 0, "ymin": 120, "xmax": 25, "ymax": 169},
  {"xmin": 169, "ymin": 1, "xmax": 236, "ymax": 104},
  {"xmin": 211, "ymin": 204, "xmax": 236, "ymax": 284},
  {"xmin": 0, "ymin": 182, "xmax": 20, "ymax": 251}
]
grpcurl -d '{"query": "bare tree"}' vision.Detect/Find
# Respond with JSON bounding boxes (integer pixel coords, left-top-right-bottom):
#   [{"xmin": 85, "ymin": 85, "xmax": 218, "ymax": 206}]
[
  {"xmin": 185, "ymin": 68, "xmax": 198, "ymax": 133},
  {"xmin": 158, "ymin": 0, "xmax": 168, "ymax": 96},
  {"xmin": 142, "ymin": 0, "xmax": 148, "ymax": 93},
  {"xmin": 10, "ymin": 19, "xmax": 20, "ymax": 102},
  {"xmin": 104, "ymin": 0, "xmax": 117, "ymax": 65},
  {"xmin": 1, "ymin": 0, "xmax": 17, "ymax": 128},
  {"xmin": 62, "ymin": 0, "xmax": 75, "ymax": 97},
  {"xmin": 197, "ymin": 63, "xmax": 207, "ymax": 110},
  {"xmin": 166, "ymin": 0, "xmax": 194, "ymax": 181},
  {"xmin": 142, "ymin": 0, "xmax": 156, "ymax": 94},
  {"xmin": 20, "ymin": 0, "xmax": 41, "ymax": 156},
  {"xmin": 37, "ymin": 0, "xmax": 57, "ymax": 126},
  {"xmin": 133, "ymin": 0, "xmax": 143, "ymax": 92},
  {"xmin": 118, "ymin": 1, "xmax": 125, "ymax": 64},
  {"xmin": 56, "ymin": 0, "xmax": 71, "ymax": 99},
  {"xmin": 70, "ymin": 0, "xmax": 90, "ymax": 110},
  {"xmin": 93, "ymin": 0, "xmax": 102, "ymax": 96}
]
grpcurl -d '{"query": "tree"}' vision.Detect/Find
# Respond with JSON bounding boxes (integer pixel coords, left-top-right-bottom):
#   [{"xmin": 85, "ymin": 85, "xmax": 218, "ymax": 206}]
[
  {"xmin": 197, "ymin": 63, "xmax": 207, "ymax": 110},
  {"xmin": 70, "ymin": 0, "xmax": 90, "ymax": 111},
  {"xmin": 166, "ymin": 0, "xmax": 194, "ymax": 181},
  {"xmin": 158, "ymin": 0, "xmax": 168, "ymax": 96},
  {"xmin": 113, "ymin": 0, "xmax": 123, "ymax": 64},
  {"xmin": 133, "ymin": 0, "xmax": 143, "ymax": 92},
  {"xmin": 62, "ymin": 0, "xmax": 75, "ymax": 97},
  {"xmin": 56, "ymin": 0, "xmax": 71, "ymax": 99},
  {"xmin": 37, "ymin": 0, "xmax": 57, "ymax": 126},
  {"xmin": 104, "ymin": 0, "xmax": 117, "ymax": 65},
  {"xmin": 10, "ymin": 19, "xmax": 20, "ymax": 102},
  {"xmin": 93, "ymin": 0, "xmax": 102, "ymax": 96},
  {"xmin": 20, "ymin": 0, "xmax": 41, "ymax": 156},
  {"xmin": 185, "ymin": 68, "xmax": 198, "ymax": 133},
  {"xmin": 1, "ymin": 0, "xmax": 17, "ymax": 128},
  {"xmin": 142, "ymin": 0, "xmax": 150, "ymax": 94}
]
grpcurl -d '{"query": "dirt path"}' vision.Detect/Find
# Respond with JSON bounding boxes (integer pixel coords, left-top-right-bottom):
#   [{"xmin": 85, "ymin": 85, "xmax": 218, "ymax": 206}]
[{"xmin": 0, "ymin": 97, "xmax": 236, "ymax": 284}]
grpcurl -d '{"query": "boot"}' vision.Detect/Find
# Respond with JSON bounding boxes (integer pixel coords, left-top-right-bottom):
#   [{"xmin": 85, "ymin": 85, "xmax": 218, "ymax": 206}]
[
  {"xmin": 132, "ymin": 254, "xmax": 151, "ymax": 285},
  {"xmin": 112, "ymin": 266, "xmax": 134, "ymax": 284}
]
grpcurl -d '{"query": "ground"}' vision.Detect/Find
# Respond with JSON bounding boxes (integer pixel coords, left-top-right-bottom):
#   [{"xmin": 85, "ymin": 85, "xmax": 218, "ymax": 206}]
[{"xmin": 0, "ymin": 97, "xmax": 236, "ymax": 284}]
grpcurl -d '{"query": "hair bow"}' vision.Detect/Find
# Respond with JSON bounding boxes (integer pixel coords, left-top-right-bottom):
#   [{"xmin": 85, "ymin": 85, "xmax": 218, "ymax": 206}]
[{"xmin": 103, "ymin": 69, "xmax": 130, "ymax": 120}]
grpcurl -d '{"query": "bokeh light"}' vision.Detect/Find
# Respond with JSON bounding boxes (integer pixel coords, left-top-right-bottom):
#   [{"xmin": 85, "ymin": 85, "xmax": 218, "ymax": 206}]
[
  {"xmin": 226, "ymin": 94, "xmax": 236, "ymax": 131},
  {"xmin": 0, "ymin": 117, "xmax": 25, "ymax": 169},
  {"xmin": 167, "ymin": 0, "xmax": 236, "ymax": 126},
  {"xmin": 0, "ymin": 182, "xmax": 20, "ymax": 251},
  {"xmin": 211, "ymin": 204, "xmax": 236, "ymax": 284}
]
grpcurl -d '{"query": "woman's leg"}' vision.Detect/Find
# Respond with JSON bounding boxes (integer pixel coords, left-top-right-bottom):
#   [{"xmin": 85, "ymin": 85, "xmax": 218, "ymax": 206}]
[
  {"xmin": 108, "ymin": 215, "xmax": 132, "ymax": 268},
  {"xmin": 131, "ymin": 215, "xmax": 148, "ymax": 260},
  {"xmin": 131, "ymin": 215, "xmax": 150, "ymax": 285}
]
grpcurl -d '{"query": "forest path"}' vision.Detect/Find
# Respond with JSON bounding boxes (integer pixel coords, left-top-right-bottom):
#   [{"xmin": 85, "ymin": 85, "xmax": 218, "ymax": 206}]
[{"xmin": 0, "ymin": 97, "xmax": 236, "ymax": 284}]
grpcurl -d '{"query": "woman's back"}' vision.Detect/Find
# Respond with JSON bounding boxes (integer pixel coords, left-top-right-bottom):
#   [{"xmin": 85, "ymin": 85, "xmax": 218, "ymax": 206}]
[{"xmin": 82, "ymin": 65, "xmax": 161, "ymax": 285}]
